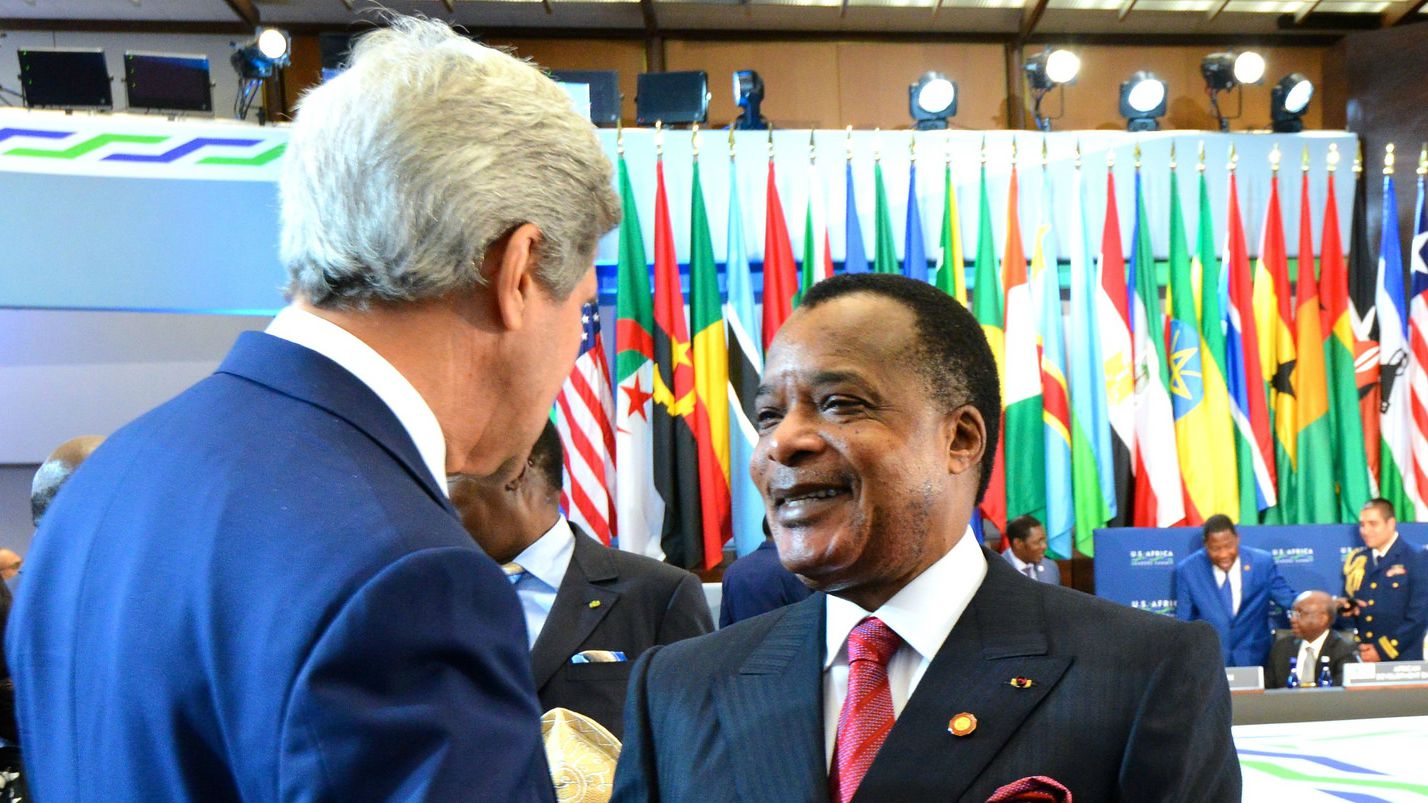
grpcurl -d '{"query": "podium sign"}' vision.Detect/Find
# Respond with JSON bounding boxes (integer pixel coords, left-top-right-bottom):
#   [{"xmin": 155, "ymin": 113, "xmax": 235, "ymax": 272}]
[
  {"xmin": 1226, "ymin": 666, "xmax": 1265, "ymax": 692},
  {"xmin": 1342, "ymin": 661, "xmax": 1428, "ymax": 688}
]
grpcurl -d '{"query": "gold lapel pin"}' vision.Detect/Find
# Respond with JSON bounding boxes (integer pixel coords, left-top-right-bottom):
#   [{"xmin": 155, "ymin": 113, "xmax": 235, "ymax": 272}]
[
  {"xmin": 948, "ymin": 712, "xmax": 978, "ymax": 737},
  {"xmin": 1009, "ymin": 677, "xmax": 1035, "ymax": 689},
  {"xmin": 588, "ymin": 600, "xmax": 602, "ymax": 609}
]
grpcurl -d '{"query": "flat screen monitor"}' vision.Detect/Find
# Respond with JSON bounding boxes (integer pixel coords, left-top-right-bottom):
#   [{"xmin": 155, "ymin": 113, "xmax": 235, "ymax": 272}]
[
  {"xmin": 124, "ymin": 52, "xmax": 212, "ymax": 113},
  {"xmin": 549, "ymin": 70, "xmax": 620, "ymax": 127},
  {"xmin": 19, "ymin": 48, "xmax": 113, "ymax": 110},
  {"xmin": 636, "ymin": 71, "xmax": 709, "ymax": 126}
]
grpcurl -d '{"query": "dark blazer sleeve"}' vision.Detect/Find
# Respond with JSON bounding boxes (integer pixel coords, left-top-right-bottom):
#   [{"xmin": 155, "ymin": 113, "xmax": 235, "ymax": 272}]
[
  {"xmin": 658, "ymin": 574, "xmax": 714, "ymax": 645},
  {"xmin": 279, "ymin": 547, "xmax": 554, "ymax": 802},
  {"xmin": 612, "ymin": 645, "xmax": 663, "ymax": 803},
  {"xmin": 1391, "ymin": 547, "xmax": 1428, "ymax": 657},
  {"xmin": 1119, "ymin": 620, "xmax": 1241, "ymax": 802},
  {"xmin": 1263, "ymin": 636, "xmax": 1290, "ymax": 689}
]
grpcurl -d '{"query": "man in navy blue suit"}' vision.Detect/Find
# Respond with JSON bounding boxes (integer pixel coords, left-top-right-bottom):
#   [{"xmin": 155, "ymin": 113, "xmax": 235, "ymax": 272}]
[
  {"xmin": 1174, "ymin": 513, "xmax": 1297, "ymax": 667},
  {"xmin": 7, "ymin": 17, "xmax": 620, "ymax": 802}
]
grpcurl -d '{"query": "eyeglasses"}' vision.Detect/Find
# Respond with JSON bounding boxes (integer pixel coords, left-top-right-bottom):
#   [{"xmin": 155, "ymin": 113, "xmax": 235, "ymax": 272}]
[{"xmin": 1287, "ymin": 610, "xmax": 1324, "ymax": 620}]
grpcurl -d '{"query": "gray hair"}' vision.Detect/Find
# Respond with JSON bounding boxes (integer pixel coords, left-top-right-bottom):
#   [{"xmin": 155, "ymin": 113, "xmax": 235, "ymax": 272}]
[
  {"xmin": 279, "ymin": 17, "xmax": 620, "ymax": 308},
  {"xmin": 31, "ymin": 459, "xmax": 75, "ymax": 526}
]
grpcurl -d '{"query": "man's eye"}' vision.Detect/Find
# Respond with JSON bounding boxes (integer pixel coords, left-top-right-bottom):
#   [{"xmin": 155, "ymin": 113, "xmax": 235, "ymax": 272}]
[
  {"xmin": 821, "ymin": 396, "xmax": 862, "ymax": 413},
  {"xmin": 756, "ymin": 409, "xmax": 783, "ymax": 430}
]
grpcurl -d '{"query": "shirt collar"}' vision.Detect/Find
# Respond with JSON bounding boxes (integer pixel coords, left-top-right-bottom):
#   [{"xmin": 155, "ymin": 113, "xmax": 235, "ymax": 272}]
[
  {"xmin": 824, "ymin": 527, "xmax": 987, "ymax": 671},
  {"xmin": 266, "ymin": 305, "xmax": 448, "ymax": 494},
  {"xmin": 1303, "ymin": 629, "xmax": 1331, "ymax": 656},
  {"xmin": 1005, "ymin": 549, "xmax": 1032, "ymax": 572},
  {"xmin": 1212, "ymin": 555, "xmax": 1241, "ymax": 581},
  {"xmin": 1373, "ymin": 533, "xmax": 1399, "ymax": 560},
  {"xmin": 511, "ymin": 516, "xmax": 576, "ymax": 591}
]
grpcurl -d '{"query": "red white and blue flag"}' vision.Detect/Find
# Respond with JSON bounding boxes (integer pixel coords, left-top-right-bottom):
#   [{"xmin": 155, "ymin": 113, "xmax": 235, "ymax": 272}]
[{"xmin": 554, "ymin": 303, "xmax": 619, "ymax": 545}]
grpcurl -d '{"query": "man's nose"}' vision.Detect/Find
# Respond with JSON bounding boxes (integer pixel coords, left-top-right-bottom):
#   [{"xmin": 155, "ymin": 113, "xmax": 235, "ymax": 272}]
[{"xmin": 761, "ymin": 405, "xmax": 824, "ymax": 465}]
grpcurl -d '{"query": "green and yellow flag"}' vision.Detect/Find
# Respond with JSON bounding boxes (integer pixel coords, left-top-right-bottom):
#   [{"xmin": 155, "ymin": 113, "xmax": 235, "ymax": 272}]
[{"xmin": 1292, "ymin": 161, "xmax": 1337, "ymax": 523}]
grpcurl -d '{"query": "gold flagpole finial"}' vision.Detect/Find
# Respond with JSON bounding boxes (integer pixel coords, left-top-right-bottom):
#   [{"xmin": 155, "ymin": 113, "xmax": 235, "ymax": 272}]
[
  {"xmin": 1417, "ymin": 142, "xmax": 1427, "ymax": 177},
  {"xmin": 945, "ymin": 132, "xmax": 953, "ymax": 166},
  {"xmin": 1011, "ymin": 136, "xmax": 1019, "ymax": 164},
  {"xmin": 910, "ymin": 132, "xmax": 917, "ymax": 163},
  {"xmin": 1302, "ymin": 144, "xmax": 1311, "ymax": 173},
  {"xmin": 874, "ymin": 128, "xmax": 882, "ymax": 163},
  {"xmin": 1228, "ymin": 142, "xmax": 1238, "ymax": 173},
  {"xmin": 1134, "ymin": 142, "xmax": 1142, "ymax": 171},
  {"xmin": 1270, "ymin": 142, "xmax": 1281, "ymax": 175},
  {"xmin": 980, "ymin": 135, "xmax": 988, "ymax": 167},
  {"xmin": 809, "ymin": 129, "xmax": 816, "ymax": 164},
  {"xmin": 692, "ymin": 121, "xmax": 700, "ymax": 159},
  {"xmin": 1041, "ymin": 135, "xmax": 1049, "ymax": 168},
  {"xmin": 655, "ymin": 120, "xmax": 663, "ymax": 159},
  {"xmin": 1074, "ymin": 139, "xmax": 1082, "ymax": 171},
  {"xmin": 767, "ymin": 125, "xmax": 774, "ymax": 161},
  {"xmin": 728, "ymin": 124, "xmax": 735, "ymax": 156},
  {"xmin": 1355, "ymin": 140, "xmax": 1364, "ymax": 174},
  {"xmin": 1384, "ymin": 143, "xmax": 1396, "ymax": 176},
  {"xmin": 1169, "ymin": 141, "xmax": 1177, "ymax": 171},
  {"xmin": 845, "ymin": 125, "xmax": 854, "ymax": 162},
  {"xmin": 616, "ymin": 118, "xmax": 624, "ymax": 157},
  {"xmin": 1327, "ymin": 142, "xmax": 1340, "ymax": 173},
  {"xmin": 1197, "ymin": 140, "xmax": 1206, "ymax": 174},
  {"xmin": 1107, "ymin": 146, "xmax": 1115, "ymax": 170}
]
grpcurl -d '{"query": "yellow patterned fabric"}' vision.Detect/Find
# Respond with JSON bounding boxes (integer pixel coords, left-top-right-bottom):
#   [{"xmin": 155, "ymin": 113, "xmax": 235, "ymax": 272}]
[
  {"xmin": 1343, "ymin": 551, "xmax": 1367, "ymax": 598},
  {"xmin": 541, "ymin": 708, "xmax": 621, "ymax": 803}
]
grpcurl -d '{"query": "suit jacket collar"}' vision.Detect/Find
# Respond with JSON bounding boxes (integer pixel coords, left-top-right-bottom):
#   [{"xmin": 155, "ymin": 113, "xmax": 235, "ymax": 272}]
[
  {"xmin": 530, "ymin": 527, "xmax": 621, "ymax": 689},
  {"xmin": 1367, "ymin": 535, "xmax": 1410, "ymax": 578},
  {"xmin": 216, "ymin": 332, "xmax": 454, "ymax": 515}
]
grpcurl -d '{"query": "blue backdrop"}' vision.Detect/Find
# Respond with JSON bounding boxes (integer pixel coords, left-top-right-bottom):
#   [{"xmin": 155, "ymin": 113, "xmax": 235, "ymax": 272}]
[{"xmin": 1093, "ymin": 524, "xmax": 1428, "ymax": 616}]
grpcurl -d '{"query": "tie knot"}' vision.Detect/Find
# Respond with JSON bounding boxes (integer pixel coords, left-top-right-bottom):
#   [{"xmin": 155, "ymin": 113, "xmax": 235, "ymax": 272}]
[
  {"xmin": 501, "ymin": 562, "xmax": 526, "ymax": 584},
  {"xmin": 847, "ymin": 617, "xmax": 901, "ymax": 666}
]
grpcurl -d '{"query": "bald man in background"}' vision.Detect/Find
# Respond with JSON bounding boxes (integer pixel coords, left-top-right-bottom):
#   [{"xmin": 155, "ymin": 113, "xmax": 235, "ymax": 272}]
[{"xmin": 30, "ymin": 435, "xmax": 105, "ymax": 527}]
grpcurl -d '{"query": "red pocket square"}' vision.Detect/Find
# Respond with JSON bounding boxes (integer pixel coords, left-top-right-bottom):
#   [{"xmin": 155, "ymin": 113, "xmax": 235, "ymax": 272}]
[{"xmin": 986, "ymin": 776, "xmax": 1072, "ymax": 803}]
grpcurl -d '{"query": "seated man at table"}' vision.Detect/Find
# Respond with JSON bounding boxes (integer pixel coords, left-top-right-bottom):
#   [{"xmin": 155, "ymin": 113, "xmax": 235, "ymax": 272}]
[
  {"xmin": 1265, "ymin": 591, "xmax": 1358, "ymax": 688},
  {"xmin": 1174, "ymin": 513, "xmax": 1296, "ymax": 667}
]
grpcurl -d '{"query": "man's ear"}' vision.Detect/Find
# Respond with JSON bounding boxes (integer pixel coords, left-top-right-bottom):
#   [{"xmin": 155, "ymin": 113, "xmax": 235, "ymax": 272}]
[
  {"xmin": 944, "ymin": 405, "xmax": 986, "ymax": 476},
  {"xmin": 484, "ymin": 223, "xmax": 543, "ymax": 332}
]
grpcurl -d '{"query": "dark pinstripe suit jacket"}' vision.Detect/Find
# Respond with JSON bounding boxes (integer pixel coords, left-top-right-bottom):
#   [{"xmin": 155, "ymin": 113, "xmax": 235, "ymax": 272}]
[{"xmin": 612, "ymin": 546, "xmax": 1240, "ymax": 802}]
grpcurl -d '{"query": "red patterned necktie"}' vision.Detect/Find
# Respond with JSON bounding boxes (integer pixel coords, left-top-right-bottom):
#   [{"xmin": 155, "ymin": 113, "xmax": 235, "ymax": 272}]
[{"xmin": 829, "ymin": 616, "xmax": 903, "ymax": 803}]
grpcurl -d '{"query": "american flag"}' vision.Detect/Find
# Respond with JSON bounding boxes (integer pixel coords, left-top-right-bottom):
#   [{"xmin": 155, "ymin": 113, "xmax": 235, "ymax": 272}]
[{"xmin": 553, "ymin": 303, "xmax": 618, "ymax": 546}]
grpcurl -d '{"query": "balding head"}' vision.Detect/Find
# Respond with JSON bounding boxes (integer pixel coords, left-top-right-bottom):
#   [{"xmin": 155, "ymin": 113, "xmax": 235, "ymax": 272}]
[
  {"xmin": 0, "ymin": 549, "xmax": 21, "ymax": 581},
  {"xmin": 31, "ymin": 435, "xmax": 105, "ymax": 526},
  {"xmin": 1290, "ymin": 590, "xmax": 1334, "ymax": 642}
]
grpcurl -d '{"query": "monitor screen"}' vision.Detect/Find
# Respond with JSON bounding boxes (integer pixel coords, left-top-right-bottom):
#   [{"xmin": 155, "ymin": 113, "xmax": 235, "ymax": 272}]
[
  {"xmin": 636, "ymin": 71, "xmax": 709, "ymax": 126},
  {"xmin": 19, "ymin": 49, "xmax": 113, "ymax": 110},
  {"xmin": 124, "ymin": 52, "xmax": 212, "ymax": 113},
  {"xmin": 550, "ymin": 70, "xmax": 620, "ymax": 127}
]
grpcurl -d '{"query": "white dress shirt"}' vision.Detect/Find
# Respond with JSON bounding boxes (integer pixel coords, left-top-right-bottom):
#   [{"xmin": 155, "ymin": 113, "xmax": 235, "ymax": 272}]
[
  {"xmin": 822, "ymin": 528, "xmax": 986, "ymax": 767},
  {"xmin": 1297, "ymin": 629, "xmax": 1331, "ymax": 686},
  {"xmin": 1212, "ymin": 556, "xmax": 1243, "ymax": 617},
  {"xmin": 507, "ymin": 516, "xmax": 577, "ymax": 649},
  {"xmin": 1372, "ymin": 533, "xmax": 1400, "ymax": 563},
  {"xmin": 266, "ymin": 306, "xmax": 448, "ymax": 493}
]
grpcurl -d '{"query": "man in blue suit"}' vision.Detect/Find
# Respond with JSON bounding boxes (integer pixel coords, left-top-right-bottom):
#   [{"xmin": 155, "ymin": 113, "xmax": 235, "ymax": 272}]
[
  {"xmin": 7, "ymin": 17, "xmax": 620, "ymax": 802},
  {"xmin": 1174, "ymin": 513, "xmax": 1297, "ymax": 667}
]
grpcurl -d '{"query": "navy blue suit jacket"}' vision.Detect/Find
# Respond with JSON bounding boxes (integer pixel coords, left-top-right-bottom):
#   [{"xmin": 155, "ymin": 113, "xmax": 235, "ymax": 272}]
[
  {"xmin": 1342, "ymin": 535, "xmax": 1428, "ymax": 661},
  {"xmin": 7, "ymin": 332, "xmax": 554, "ymax": 802},
  {"xmin": 1173, "ymin": 545, "xmax": 1295, "ymax": 667},
  {"xmin": 719, "ymin": 540, "xmax": 812, "ymax": 628}
]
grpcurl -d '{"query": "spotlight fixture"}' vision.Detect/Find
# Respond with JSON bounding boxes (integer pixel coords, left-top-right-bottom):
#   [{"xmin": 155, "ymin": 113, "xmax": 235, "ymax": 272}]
[
  {"xmin": 229, "ymin": 27, "xmax": 290, "ymax": 122},
  {"xmin": 1024, "ymin": 48, "xmax": 1080, "ymax": 133},
  {"xmin": 635, "ymin": 70, "xmax": 710, "ymax": 126},
  {"xmin": 1270, "ymin": 72, "xmax": 1313, "ymax": 133},
  {"xmin": 1120, "ymin": 71, "xmax": 1167, "ymax": 132},
  {"xmin": 908, "ymin": 71, "xmax": 957, "ymax": 131},
  {"xmin": 732, "ymin": 70, "xmax": 767, "ymax": 131},
  {"xmin": 1200, "ymin": 50, "xmax": 1264, "ymax": 132}
]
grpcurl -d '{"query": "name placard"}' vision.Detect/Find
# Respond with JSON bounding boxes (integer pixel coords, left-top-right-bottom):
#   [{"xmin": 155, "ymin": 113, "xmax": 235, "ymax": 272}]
[
  {"xmin": 1342, "ymin": 661, "xmax": 1428, "ymax": 688},
  {"xmin": 1226, "ymin": 666, "xmax": 1265, "ymax": 692}
]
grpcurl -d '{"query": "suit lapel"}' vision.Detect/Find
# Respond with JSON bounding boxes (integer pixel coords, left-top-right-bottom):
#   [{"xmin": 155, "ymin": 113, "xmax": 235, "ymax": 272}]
[
  {"xmin": 714, "ymin": 594, "xmax": 827, "ymax": 803},
  {"xmin": 853, "ymin": 549, "xmax": 1072, "ymax": 803},
  {"xmin": 530, "ymin": 531, "xmax": 619, "ymax": 689}
]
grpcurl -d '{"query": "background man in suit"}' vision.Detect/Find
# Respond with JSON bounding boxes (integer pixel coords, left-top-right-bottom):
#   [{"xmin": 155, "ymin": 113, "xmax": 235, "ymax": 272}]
[
  {"xmin": 1001, "ymin": 515, "xmax": 1061, "ymax": 585},
  {"xmin": 719, "ymin": 520, "xmax": 812, "ymax": 627},
  {"xmin": 613, "ymin": 274, "xmax": 1239, "ymax": 803},
  {"xmin": 1342, "ymin": 498, "xmax": 1428, "ymax": 662},
  {"xmin": 450, "ymin": 420, "xmax": 712, "ymax": 738},
  {"xmin": 1265, "ymin": 591, "xmax": 1358, "ymax": 688},
  {"xmin": 1174, "ymin": 513, "xmax": 1296, "ymax": 667},
  {"xmin": 7, "ymin": 17, "xmax": 619, "ymax": 802}
]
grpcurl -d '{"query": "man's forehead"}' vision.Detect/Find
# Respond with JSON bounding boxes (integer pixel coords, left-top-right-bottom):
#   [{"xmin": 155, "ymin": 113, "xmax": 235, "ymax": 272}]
[{"xmin": 769, "ymin": 296, "xmax": 915, "ymax": 366}]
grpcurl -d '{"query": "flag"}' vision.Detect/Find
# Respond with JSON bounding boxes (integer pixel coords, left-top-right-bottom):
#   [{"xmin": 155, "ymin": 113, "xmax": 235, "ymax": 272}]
[
  {"xmin": 1377, "ymin": 168, "xmax": 1419, "ymax": 520},
  {"xmin": 1253, "ymin": 169, "xmax": 1298, "ymax": 522},
  {"xmin": 1225, "ymin": 170, "xmax": 1278, "ymax": 517},
  {"xmin": 1319, "ymin": 156, "xmax": 1373, "ymax": 521},
  {"xmin": 1168, "ymin": 163, "xmax": 1235, "ymax": 524},
  {"xmin": 613, "ymin": 157, "xmax": 663, "ymax": 558},
  {"xmin": 689, "ymin": 158, "xmax": 733, "ymax": 568},
  {"xmin": 1097, "ymin": 164, "xmax": 1135, "ymax": 530},
  {"xmin": 651, "ymin": 160, "xmax": 706, "ymax": 569},
  {"xmin": 1350, "ymin": 154, "xmax": 1382, "ymax": 488},
  {"xmin": 554, "ymin": 302, "xmax": 618, "ymax": 547},
  {"xmin": 725, "ymin": 155, "xmax": 766, "ymax": 556},
  {"xmin": 1068, "ymin": 162, "xmax": 1113, "ymax": 556},
  {"xmin": 1034, "ymin": 166, "xmax": 1072, "ymax": 558},
  {"xmin": 1192, "ymin": 168, "xmax": 1241, "ymax": 522},
  {"xmin": 1291, "ymin": 163, "xmax": 1337, "ymax": 523},
  {"xmin": 873, "ymin": 161, "xmax": 899, "ymax": 274},
  {"xmin": 972, "ymin": 156, "xmax": 1008, "ymax": 534},
  {"xmin": 905, "ymin": 160, "xmax": 928, "ymax": 282},
  {"xmin": 798, "ymin": 157, "xmax": 833, "ymax": 304},
  {"xmin": 1003, "ymin": 155, "xmax": 1046, "ymax": 523},
  {"xmin": 936, "ymin": 156, "xmax": 967, "ymax": 303},
  {"xmin": 1129, "ymin": 168, "xmax": 1185, "ymax": 527},
  {"xmin": 762, "ymin": 159, "xmax": 798, "ymax": 351},
  {"xmin": 845, "ymin": 160, "xmax": 870, "ymax": 274},
  {"xmin": 1413, "ymin": 166, "xmax": 1428, "ymax": 509}
]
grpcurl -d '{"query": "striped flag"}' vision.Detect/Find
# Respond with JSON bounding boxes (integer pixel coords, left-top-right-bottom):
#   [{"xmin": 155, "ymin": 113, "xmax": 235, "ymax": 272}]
[
  {"xmin": 798, "ymin": 154, "xmax": 833, "ymax": 304},
  {"xmin": 1097, "ymin": 163, "xmax": 1135, "ymax": 528},
  {"xmin": 1318, "ymin": 152, "xmax": 1373, "ymax": 521},
  {"xmin": 1193, "ymin": 166, "xmax": 1241, "ymax": 522},
  {"xmin": 613, "ymin": 156, "xmax": 663, "ymax": 558},
  {"xmin": 905, "ymin": 158, "xmax": 928, "ymax": 282},
  {"xmin": 689, "ymin": 156, "xmax": 733, "ymax": 568},
  {"xmin": 762, "ymin": 159, "xmax": 798, "ymax": 351},
  {"xmin": 1225, "ymin": 168, "xmax": 1278, "ymax": 516},
  {"xmin": 1129, "ymin": 167, "xmax": 1185, "ymax": 527},
  {"xmin": 972, "ymin": 155, "xmax": 1008, "ymax": 535},
  {"xmin": 845, "ymin": 160, "xmax": 870, "ymax": 274},
  {"xmin": 725, "ymin": 153, "xmax": 765, "ymax": 556},
  {"xmin": 554, "ymin": 305, "xmax": 618, "ymax": 546},
  {"xmin": 1293, "ymin": 161, "xmax": 1337, "ymax": 523},
  {"xmin": 873, "ymin": 160, "xmax": 898, "ymax": 274},
  {"xmin": 1068, "ymin": 158, "xmax": 1114, "ymax": 556},
  {"xmin": 1034, "ymin": 164, "xmax": 1072, "ymax": 558},
  {"xmin": 935, "ymin": 154, "xmax": 967, "ymax": 303},
  {"xmin": 1414, "ymin": 163, "xmax": 1428, "ymax": 508},
  {"xmin": 1377, "ymin": 164, "xmax": 1419, "ymax": 520},
  {"xmin": 1003, "ymin": 153, "xmax": 1047, "ymax": 523},
  {"xmin": 1350, "ymin": 153, "xmax": 1382, "ymax": 489},
  {"xmin": 1253, "ymin": 167, "xmax": 1298, "ymax": 523}
]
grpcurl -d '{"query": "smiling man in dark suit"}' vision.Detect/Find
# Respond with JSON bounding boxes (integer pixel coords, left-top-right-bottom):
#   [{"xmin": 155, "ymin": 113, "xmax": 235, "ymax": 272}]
[
  {"xmin": 451, "ymin": 420, "xmax": 712, "ymax": 738},
  {"xmin": 612, "ymin": 273, "xmax": 1240, "ymax": 803}
]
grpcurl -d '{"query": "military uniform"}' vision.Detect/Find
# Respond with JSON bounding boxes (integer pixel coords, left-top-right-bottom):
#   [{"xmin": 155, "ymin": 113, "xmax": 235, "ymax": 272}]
[{"xmin": 1342, "ymin": 534, "xmax": 1428, "ymax": 661}]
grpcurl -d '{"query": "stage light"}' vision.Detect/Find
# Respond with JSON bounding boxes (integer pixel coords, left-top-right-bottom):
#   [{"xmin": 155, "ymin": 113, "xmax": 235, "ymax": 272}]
[
  {"xmin": 732, "ymin": 70, "xmax": 767, "ymax": 131},
  {"xmin": 1233, "ymin": 51, "xmax": 1265, "ymax": 85},
  {"xmin": 229, "ymin": 28, "xmax": 290, "ymax": 122},
  {"xmin": 908, "ymin": 71, "xmax": 957, "ymax": 131},
  {"xmin": 1270, "ymin": 73, "xmax": 1313, "ymax": 133},
  {"xmin": 1120, "ymin": 71, "xmax": 1167, "ymax": 132},
  {"xmin": 1201, "ymin": 50, "xmax": 1263, "ymax": 132},
  {"xmin": 1024, "ymin": 48, "xmax": 1079, "ymax": 132}
]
